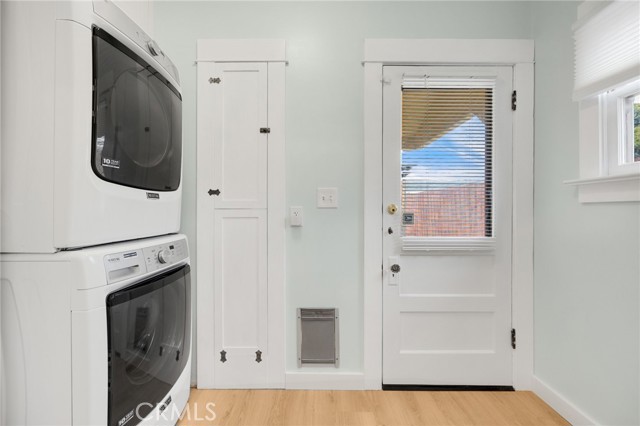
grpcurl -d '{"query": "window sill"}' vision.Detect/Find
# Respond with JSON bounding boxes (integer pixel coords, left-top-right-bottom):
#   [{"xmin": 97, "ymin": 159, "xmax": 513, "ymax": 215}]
[{"xmin": 564, "ymin": 173, "xmax": 640, "ymax": 203}]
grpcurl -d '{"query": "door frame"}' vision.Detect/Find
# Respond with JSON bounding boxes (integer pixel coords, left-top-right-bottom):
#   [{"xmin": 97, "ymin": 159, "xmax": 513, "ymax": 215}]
[
  {"xmin": 195, "ymin": 39, "xmax": 286, "ymax": 388},
  {"xmin": 363, "ymin": 39, "xmax": 534, "ymax": 390}
]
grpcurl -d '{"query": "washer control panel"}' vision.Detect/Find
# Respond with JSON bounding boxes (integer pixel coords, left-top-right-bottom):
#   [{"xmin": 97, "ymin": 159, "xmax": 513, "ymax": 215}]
[
  {"xmin": 142, "ymin": 239, "xmax": 188, "ymax": 273},
  {"xmin": 104, "ymin": 238, "xmax": 188, "ymax": 284}
]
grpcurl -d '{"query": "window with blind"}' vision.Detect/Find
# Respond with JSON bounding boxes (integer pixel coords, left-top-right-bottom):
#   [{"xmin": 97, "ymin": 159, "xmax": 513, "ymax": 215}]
[
  {"xmin": 567, "ymin": 0, "xmax": 640, "ymax": 202},
  {"xmin": 401, "ymin": 79, "xmax": 494, "ymax": 241}
]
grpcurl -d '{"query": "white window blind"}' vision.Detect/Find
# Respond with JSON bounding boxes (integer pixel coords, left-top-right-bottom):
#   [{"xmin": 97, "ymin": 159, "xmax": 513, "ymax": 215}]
[
  {"xmin": 400, "ymin": 77, "xmax": 495, "ymax": 249},
  {"xmin": 573, "ymin": 0, "xmax": 640, "ymax": 100}
]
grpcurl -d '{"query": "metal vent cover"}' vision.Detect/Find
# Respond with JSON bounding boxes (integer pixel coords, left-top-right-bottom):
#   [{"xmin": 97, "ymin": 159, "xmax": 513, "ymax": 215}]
[{"xmin": 297, "ymin": 308, "xmax": 339, "ymax": 367}]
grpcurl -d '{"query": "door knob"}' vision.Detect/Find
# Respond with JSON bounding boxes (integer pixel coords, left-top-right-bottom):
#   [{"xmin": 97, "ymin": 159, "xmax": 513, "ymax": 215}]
[
  {"xmin": 390, "ymin": 264, "xmax": 401, "ymax": 273},
  {"xmin": 387, "ymin": 204, "xmax": 398, "ymax": 214}
]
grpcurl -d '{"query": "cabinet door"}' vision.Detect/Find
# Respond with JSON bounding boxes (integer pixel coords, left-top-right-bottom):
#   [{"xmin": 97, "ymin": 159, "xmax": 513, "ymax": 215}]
[{"xmin": 198, "ymin": 61, "xmax": 281, "ymax": 389}]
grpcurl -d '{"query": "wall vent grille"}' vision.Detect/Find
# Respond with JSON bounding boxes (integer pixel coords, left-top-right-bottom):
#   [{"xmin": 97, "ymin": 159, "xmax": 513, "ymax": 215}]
[{"xmin": 297, "ymin": 308, "xmax": 339, "ymax": 367}]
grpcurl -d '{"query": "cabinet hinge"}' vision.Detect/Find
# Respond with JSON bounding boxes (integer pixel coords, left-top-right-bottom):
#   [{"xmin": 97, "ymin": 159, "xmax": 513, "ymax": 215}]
[
  {"xmin": 220, "ymin": 350, "xmax": 227, "ymax": 362},
  {"xmin": 511, "ymin": 328, "xmax": 516, "ymax": 349},
  {"xmin": 260, "ymin": 127, "xmax": 271, "ymax": 134},
  {"xmin": 511, "ymin": 90, "xmax": 517, "ymax": 111}
]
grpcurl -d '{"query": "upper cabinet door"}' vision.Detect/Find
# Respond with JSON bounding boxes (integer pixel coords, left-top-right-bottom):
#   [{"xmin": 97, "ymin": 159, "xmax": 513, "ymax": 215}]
[{"xmin": 211, "ymin": 63, "xmax": 268, "ymax": 209}]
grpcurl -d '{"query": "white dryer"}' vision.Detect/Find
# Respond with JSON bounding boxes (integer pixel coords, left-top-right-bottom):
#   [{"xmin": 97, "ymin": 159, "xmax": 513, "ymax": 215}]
[
  {"xmin": 1, "ymin": 1, "xmax": 183, "ymax": 253},
  {"xmin": 1, "ymin": 234, "xmax": 191, "ymax": 426}
]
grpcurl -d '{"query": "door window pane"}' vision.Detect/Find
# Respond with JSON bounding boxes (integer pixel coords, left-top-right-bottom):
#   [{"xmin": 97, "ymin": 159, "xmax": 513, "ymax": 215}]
[{"xmin": 401, "ymin": 86, "xmax": 493, "ymax": 238}]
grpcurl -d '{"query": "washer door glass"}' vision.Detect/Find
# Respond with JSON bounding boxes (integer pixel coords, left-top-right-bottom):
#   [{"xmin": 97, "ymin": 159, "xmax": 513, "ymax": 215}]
[
  {"xmin": 107, "ymin": 265, "xmax": 191, "ymax": 426},
  {"xmin": 92, "ymin": 27, "xmax": 182, "ymax": 192}
]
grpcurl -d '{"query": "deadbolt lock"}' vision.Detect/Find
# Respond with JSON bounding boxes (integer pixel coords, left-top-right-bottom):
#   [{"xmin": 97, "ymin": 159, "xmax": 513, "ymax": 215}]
[{"xmin": 387, "ymin": 204, "xmax": 398, "ymax": 214}]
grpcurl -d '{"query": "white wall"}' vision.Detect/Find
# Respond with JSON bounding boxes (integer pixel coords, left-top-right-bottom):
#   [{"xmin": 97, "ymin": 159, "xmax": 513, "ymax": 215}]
[
  {"xmin": 153, "ymin": 2, "xmax": 639, "ymax": 424},
  {"xmin": 531, "ymin": 2, "xmax": 640, "ymax": 425}
]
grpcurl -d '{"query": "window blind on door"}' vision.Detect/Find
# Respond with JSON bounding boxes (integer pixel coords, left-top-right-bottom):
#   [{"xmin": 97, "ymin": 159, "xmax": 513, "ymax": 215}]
[{"xmin": 400, "ymin": 77, "xmax": 495, "ymax": 249}]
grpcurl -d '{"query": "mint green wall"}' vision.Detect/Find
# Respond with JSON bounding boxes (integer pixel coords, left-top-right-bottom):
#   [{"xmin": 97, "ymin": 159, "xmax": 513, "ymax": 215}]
[
  {"xmin": 154, "ymin": 0, "xmax": 532, "ymax": 373},
  {"xmin": 154, "ymin": 2, "xmax": 639, "ymax": 424},
  {"xmin": 531, "ymin": 2, "xmax": 639, "ymax": 425}
]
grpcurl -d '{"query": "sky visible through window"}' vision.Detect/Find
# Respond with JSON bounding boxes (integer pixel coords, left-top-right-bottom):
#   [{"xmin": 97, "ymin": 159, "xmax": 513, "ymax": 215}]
[
  {"xmin": 401, "ymin": 115, "xmax": 491, "ymax": 238},
  {"xmin": 402, "ymin": 116, "xmax": 487, "ymax": 187}
]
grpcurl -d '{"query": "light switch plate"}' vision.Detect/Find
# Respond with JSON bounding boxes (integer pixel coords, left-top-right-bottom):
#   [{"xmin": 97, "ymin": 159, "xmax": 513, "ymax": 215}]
[{"xmin": 317, "ymin": 187, "xmax": 338, "ymax": 208}]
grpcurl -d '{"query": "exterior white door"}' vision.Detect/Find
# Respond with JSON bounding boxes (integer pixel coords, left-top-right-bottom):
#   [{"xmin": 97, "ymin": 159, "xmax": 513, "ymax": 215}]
[
  {"xmin": 382, "ymin": 66, "xmax": 514, "ymax": 386},
  {"xmin": 197, "ymin": 62, "xmax": 275, "ymax": 388}
]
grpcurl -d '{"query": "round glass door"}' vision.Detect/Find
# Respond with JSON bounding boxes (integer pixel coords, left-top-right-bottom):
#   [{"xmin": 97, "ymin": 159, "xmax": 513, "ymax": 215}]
[
  {"xmin": 92, "ymin": 27, "xmax": 182, "ymax": 192},
  {"xmin": 110, "ymin": 70, "xmax": 171, "ymax": 169},
  {"xmin": 107, "ymin": 265, "xmax": 191, "ymax": 426}
]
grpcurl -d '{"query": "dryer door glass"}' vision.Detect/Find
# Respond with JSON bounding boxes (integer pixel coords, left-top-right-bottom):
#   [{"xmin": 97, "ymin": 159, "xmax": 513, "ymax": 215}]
[
  {"xmin": 92, "ymin": 26, "xmax": 183, "ymax": 192},
  {"xmin": 106, "ymin": 265, "xmax": 191, "ymax": 426}
]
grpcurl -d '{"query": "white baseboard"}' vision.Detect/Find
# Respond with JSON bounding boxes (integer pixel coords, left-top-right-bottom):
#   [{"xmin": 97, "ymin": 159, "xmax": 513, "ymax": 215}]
[
  {"xmin": 532, "ymin": 376, "xmax": 598, "ymax": 426},
  {"xmin": 285, "ymin": 372, "xmax": 365, "ymax": 390}
]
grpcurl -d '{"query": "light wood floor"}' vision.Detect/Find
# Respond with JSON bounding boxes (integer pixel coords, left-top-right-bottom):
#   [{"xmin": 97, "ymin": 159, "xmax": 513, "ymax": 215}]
[{"xmin": 179, "ymin": 389, "xmax": 570, "ymax": 426}]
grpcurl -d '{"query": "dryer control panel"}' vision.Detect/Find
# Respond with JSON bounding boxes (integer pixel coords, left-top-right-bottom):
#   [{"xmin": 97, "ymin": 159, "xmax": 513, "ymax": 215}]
[{"xmin": 104, "ymin": 238, "xmax": 188, "ymax": 284}]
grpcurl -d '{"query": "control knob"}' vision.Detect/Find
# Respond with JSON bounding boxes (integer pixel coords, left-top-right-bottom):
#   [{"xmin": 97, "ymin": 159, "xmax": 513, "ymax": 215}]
[{"xmin": 157, "ymin": 249, "xmax": 172, "ymax": 264}]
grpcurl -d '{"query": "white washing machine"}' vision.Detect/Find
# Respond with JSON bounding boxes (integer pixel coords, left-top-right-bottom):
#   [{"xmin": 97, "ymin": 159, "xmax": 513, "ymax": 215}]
[
  {"xmin": 1, "ymin": 1, "xmax": 183, "ymax": 253},
  {"xmin": 0, "ymin": 234, "xmax": 191, "ymax": 426}
]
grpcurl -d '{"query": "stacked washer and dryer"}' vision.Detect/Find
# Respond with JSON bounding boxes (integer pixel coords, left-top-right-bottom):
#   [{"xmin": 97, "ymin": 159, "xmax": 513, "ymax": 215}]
[{"xmin": 1, "ymin": 2, "xmax": 191, "ymax": 425}]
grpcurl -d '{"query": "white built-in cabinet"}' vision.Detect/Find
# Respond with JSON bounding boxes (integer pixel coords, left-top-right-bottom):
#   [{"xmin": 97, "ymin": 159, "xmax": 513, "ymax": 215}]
[{"xmin": 196, "ymin": 41, "xmax": 286, "ymax": 389}]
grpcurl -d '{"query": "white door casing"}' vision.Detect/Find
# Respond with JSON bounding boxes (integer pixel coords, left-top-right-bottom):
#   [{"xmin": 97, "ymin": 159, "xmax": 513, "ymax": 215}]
[
  {"xmin": 382, "ymin": 66, "xmax": 513, "ymax": 386},
  {"xmin": 363, "ymin": 39, "xmax": 534, "ymax": 390},
  {"xmin": 196, "ymin": 40, "xmax": 286, "ymax": 389}
]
